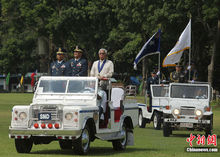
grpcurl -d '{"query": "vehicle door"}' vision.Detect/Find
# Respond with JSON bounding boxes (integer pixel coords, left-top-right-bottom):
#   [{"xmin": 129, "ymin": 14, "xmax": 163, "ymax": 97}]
[{"xmin": 150, "ymin": 85, "xmax": 169, "ymax": 111}]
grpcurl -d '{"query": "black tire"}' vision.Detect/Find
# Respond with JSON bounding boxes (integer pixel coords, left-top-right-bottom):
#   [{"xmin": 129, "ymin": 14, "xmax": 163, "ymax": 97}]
[
  {"xmin": 153, "ymin": 112, "xmax": 162, "ymax": 130},
  {"xmin": 59, "ymin": 140, "xmax": 72, "ymax": 150},
  {"xmin": 170, "ymin": 129, "xmax": 173, "ymax": 135},
  {"xmin": 73, "ymin": 125, "xmax": 91, "ymax": 155},
  {"xmin": 163, "ymin": 123, "xmax": 171, "ymax": 137},
  {"xmin": 112, "ymin": 123, "xmax": 128, "ymax": 150},
  {"xmin": 205, "ymin": 128, "xmax": 212, "ymax": 137},
  {"xmin": 205, "ymin": 115, "xmax": 213, "ymax": 137},
  {"xmin": 138, "ymin": 111, "xmax": 147, "ymax": 128},
  {"xmin": 15, "ymin": 139, "xmax": 33, "ymax": 153}
]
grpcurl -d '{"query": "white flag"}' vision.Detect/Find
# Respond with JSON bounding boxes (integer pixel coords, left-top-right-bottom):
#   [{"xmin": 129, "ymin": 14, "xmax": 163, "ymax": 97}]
[{"xmin": 162, "ymin": 19, "xmax": 191, "ymax": 67}]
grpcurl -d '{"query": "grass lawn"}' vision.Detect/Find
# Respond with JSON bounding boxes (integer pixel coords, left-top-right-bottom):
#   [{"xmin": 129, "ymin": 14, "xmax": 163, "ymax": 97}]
[{"xmin": 0, "ymin": 94, "xmax": 219, "ymax": 157}]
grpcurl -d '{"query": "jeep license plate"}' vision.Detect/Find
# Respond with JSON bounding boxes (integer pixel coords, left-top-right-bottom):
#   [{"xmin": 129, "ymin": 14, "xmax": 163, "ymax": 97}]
[
  {"xmin": 180, "ymin": 123, "xmax": 193, "ymax": 128},
  {"xmin": 38, "ymin": 113, "xmax": 51, "ymax": 120}
]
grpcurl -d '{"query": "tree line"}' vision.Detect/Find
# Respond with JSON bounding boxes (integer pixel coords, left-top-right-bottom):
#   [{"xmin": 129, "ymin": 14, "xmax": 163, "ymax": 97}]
[{"xmin": 0, "ymin": 0, "xmax": 219, "ymax": 90}]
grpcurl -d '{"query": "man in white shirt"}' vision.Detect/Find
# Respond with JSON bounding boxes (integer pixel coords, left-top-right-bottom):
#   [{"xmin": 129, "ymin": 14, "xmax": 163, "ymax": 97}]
[
  {"xmin": 90, "ymin": 48, "xmax": 114, "ymax": 123},
  {"xmin": 90, "ymin": 48, "xmax": 114, "ymax": 79}
]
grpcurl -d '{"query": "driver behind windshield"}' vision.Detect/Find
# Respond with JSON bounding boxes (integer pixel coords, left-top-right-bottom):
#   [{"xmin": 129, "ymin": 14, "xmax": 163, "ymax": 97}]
[{"xmin": 195, "ymin": 88, "xmax": 207, "ymax": 99}]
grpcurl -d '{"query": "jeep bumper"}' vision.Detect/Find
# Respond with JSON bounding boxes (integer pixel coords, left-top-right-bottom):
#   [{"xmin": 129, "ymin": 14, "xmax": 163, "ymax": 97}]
[
  {"xmin": 9, "ymin": 127, "xmax": 82, "ymax": 139},
  {"xmin": 164, "ymin": 118, "xmax": 210, "ymax": 124}
]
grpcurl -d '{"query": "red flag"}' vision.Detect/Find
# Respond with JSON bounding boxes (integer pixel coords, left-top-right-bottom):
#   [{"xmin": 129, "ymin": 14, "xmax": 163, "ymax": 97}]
[{"xmin": 31, "ymin": 72, "xmax": 36, "ymax": 87}]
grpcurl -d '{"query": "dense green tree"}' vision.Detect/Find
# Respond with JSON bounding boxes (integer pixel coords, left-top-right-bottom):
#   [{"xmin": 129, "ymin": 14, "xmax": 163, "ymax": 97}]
[{"xmin": 0, "ymin": 0, "xmax": 219, "ymax": 90}]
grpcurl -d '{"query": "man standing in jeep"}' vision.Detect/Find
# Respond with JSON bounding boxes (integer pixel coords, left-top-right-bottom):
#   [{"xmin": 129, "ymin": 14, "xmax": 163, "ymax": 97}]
[
  {"xmin": 50, "ymin": 47, "xmax": 67, "ymax": 76},
  {"xmin": 146, "ymin": 71, "xmax": 159, "ymax": 112},
  {"xmin": 67, "ymin": 46, "xmax": 88, "ymax": 76}
]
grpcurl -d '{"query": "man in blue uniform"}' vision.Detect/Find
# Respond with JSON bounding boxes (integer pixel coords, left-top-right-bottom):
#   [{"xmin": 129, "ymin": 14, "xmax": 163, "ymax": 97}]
[
  {"xmin": 67, "ymin": 46, "xmax": 88, "ymax": 76},
  {"xmin": 50, "ymin": 48, "xmax": 67, "ymax": 76},
  {"xmin": 146, "ymin": 71, "xmax": 159, "ymax": 112}
]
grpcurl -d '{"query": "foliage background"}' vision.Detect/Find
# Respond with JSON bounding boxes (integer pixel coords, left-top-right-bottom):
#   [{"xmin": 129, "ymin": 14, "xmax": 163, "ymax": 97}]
[{"xmin": 0, "ymin": 0, "xmax": 219, "ymax": 87}]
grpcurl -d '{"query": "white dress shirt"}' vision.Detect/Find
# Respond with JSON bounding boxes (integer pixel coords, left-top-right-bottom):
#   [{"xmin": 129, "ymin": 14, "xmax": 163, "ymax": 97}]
[{"xmin": 90, "ymin": 59, "xmax": 114, "ymax": 78}]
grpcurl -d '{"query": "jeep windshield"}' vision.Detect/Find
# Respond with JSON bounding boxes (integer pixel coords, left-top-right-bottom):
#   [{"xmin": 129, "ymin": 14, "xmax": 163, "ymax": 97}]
[
  {"xmin": 36, "ymin": 79, "xmax": 97, "ymax": 94},
  {"xmin": 171, "ymin": 85, "xmax": 208, "ymax": 99},
  {"xmin": 152, "ymin": 86, "xmax": 169, "ymax": 97}
]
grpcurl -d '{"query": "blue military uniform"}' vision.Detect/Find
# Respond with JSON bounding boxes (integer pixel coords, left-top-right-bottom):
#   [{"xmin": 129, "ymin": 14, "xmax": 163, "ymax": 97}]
[
  {"xmin": 67, "ymin": 58, "xmax": 88, "ymax": 76},
  {"xmin": 146, "ymin": 74, "xmax": 159, "ymax": 112},
  {"xmin": 50, "ymin": 60, "xmax": 67, "ymax": 76},
  {"xmin": 50, "ymin": 47, "xmax": 67, "ymax": 76},
  {"xmin": 146, "ymin": 76, "xmax": 159, "ymax": 95}
]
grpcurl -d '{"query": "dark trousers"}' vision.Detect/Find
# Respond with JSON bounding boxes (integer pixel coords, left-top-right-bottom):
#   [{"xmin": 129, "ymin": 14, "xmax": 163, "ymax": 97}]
[{"xmin": 149, "ymin": 94, "xmax": 152, "ymax": 112}]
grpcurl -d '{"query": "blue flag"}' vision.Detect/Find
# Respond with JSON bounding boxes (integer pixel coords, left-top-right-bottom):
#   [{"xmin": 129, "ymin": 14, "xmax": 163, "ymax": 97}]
[{"xmin": 134, "ymin": 29, "xmax": 161, "ymax": 70}]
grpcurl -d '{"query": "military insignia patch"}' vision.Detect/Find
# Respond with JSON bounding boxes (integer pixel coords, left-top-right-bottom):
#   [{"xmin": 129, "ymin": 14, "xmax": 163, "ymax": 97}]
[{"xmin": 77, "ymin": 63, "xmax": 81, "ymax": 67}]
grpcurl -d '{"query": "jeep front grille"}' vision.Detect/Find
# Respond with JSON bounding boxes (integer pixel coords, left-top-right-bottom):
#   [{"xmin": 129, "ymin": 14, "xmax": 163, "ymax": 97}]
[
  {"xmin": 31, "ymin": 105, "xmax": 63, "ymax": 121},
  {"xmin": 180, "ymin": 108, "xmax": 195, "ymax": 115}
]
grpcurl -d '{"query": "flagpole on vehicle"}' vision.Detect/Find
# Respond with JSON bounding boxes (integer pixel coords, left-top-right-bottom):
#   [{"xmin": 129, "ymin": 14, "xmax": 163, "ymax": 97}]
[
  {"xmin": 158, "ymin": 52, "xmax": 161, "ymax": 84},
  {"xmin": 158, "ymin": 28, "xmax": 161, "ymax": 84},
  {"xmin": 188, "ymin": 16, "xmax": 192, "ymax": 81}
]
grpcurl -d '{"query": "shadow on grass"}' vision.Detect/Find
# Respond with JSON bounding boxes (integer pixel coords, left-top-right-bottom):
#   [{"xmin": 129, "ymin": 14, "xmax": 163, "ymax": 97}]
[
  {"xmin": 30, "ymin": 147, "xmax": 152, "ymax": 156},
  {"xmin": 171, "ymin": 134, "xmax": 191, "ymax": 138}
]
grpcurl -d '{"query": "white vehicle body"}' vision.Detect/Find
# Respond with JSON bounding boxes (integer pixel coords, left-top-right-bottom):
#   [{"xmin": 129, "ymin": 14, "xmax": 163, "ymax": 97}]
[
  {"xmin": 138, "ymin": 84, "xmax": 169, "ymax": 129},
  {"xmin": 163, "ymin": 83, "xmax": 213, "ymax": 137},
  {"xmin": 9, "ymin": 77, "xmax": 138, "ymax": 154}
]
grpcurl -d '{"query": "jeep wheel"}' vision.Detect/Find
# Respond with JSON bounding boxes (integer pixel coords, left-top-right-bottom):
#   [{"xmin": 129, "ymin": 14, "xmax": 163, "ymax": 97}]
[
  {"xmin": 138, "ymin": 111, "xmax": 146, "ymax": 128},
  {"xmin": 153, "ymin": 112, "xmax": 162, "ymax": 130},
  {"xmin": 73, "ymin": 125, "xmax": 90, "ymax": 155},
  {"xmin": 112, "ymin": 124, "xmax": 127, "ymax": 150},
  {"xmin": 15, "ymin": 139, "xmax": 33, "ymax": 153},
  {"xmin": 163, "ymin": 123, "xmax": 171, "ymax": 137},
  {"xmin": 205, "ymin": 115, "xmax": 213, "ymax": 137},
  {"xmin": 205, "ymin": 128, "xmax": 212, "ymax": 137},
  {"xmin": 59, "ymin": 140, "xmax": 72, "ymax": 150}
]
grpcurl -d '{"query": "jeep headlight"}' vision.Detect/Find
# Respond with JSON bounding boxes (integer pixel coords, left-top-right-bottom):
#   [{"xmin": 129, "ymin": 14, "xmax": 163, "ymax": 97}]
[
  {"xmin": 65, "ymin": 113, "xmax": 73, "ymax": 120},
  {"xmin": 195, "ymin": 109, "xmax": 202, "ymax": 117},
  {"xmin": 19, "ymin": 112, "xmax": 27, "ymax": 120},
  {"xmin": 173, "ymin": 109, "xmax": 180, "ymax": 115}
]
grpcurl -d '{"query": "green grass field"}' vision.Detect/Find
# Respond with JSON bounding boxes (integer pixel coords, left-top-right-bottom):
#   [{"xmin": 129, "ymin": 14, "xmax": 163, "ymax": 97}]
[{"xmin": 0, "ymin": 94, "xmax": 219, "ymax": 157}]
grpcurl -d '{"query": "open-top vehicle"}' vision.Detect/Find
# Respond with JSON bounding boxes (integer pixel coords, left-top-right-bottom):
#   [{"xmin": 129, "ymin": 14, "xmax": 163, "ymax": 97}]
[
  {"xmin": 163, "ymin": 83, "xmax": 213, "ymax": 137},
  {"xmin": 9, "ymin": 76, "xmax": 138, "ymax": 154},
  {"xmin": 138, "ymin": 84, "xmax": 169, "ymax": 129}
]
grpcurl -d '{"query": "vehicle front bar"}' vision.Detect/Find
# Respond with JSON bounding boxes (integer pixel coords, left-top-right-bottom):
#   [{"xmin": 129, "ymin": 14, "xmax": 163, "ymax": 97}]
[
  {"xmin": 9, "ymin": 127, "xmax": 82, "ymax": 138},
  {"xmin": 164, "ymin": 118, "xmax": 210, "ymax": 124}
]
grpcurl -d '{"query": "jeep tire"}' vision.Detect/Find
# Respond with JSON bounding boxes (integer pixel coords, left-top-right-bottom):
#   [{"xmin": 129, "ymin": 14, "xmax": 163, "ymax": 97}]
[
  {"xmin": 205, "ymin": 115, "xmax": 213, "ymax": 137},
  {"xmin": 73, "ymin": 125, "xmax": 91, "ymax": 155},
  {"xmin": 163, "ymin": 122, "xmax": 171, "ymax": 137},
  {"xmin": 138, "ymin": 111, "xmax": 147, "ymax": 128},
  {"xmin": 153, "ymin": 112, "xmax": 162, "ymax": 130},
  {"xmin": 112, "ymin": 123, "xmax": 128, "ymax": 150},
  {"xmin": 15, "ymin": 139, "xmax": 33, "ymax": 153},
  {"xmin": 59, "ymin": 140, "xmax": 72, "ymax": 150}
]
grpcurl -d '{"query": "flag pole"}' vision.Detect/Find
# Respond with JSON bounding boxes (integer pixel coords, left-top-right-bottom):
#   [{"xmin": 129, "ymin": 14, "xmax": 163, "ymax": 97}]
[
  {"xmin": 158, "ymin": 28, "xmax": 161, "ymax": 84},
  {"xmin": 158, "ymin": 52, "xmax": 161, "ymax": 84},
  {"xmin": 188, "ymin": 17, "xmax": 192, "ymax": 81}
]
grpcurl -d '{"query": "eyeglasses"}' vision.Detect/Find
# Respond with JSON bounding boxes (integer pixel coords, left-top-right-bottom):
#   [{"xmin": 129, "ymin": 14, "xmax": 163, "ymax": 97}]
[{"xmin": 99, "ymin": 53, "xmax": 105, "ymax": 55}]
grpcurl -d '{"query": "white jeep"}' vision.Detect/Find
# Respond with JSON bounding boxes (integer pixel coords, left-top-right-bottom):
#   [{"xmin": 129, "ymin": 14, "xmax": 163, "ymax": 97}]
[
  {"xmin": 138, "ymin": 84, "xmax": 169, "ymax": 129},
  {"xmin": 9, "ymin": 77, "xmax": 138, "ymax": 154},
  {"xmin": 163, "ymin": 83, "xmax": 213, "ymax": 137}
]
